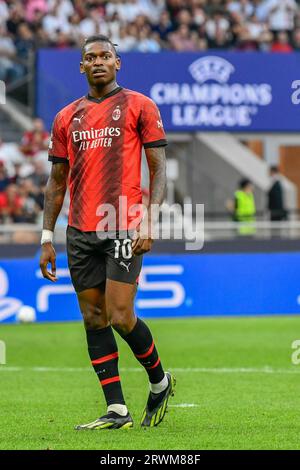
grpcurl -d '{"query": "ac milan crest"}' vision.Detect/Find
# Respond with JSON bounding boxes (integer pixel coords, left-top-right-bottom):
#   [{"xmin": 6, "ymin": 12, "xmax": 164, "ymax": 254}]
[{"xmin": 112, "ymin": 106, "xmax": 121, "ymax": 121}]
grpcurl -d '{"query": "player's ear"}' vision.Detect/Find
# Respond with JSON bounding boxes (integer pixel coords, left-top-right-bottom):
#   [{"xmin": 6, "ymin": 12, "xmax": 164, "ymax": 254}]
[
  {"xmin": 115, "ymin": 56, "xmax": 121, "ymax": 72},
  {"xmin": 80, "ymin": 62, "xmax": 85, "ymax": 74}
]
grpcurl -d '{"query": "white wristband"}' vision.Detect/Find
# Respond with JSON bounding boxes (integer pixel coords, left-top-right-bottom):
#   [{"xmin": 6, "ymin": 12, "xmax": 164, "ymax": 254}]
[{"xmin": 41, "ymin": 230, "xmax": 54, "ymax": 245}]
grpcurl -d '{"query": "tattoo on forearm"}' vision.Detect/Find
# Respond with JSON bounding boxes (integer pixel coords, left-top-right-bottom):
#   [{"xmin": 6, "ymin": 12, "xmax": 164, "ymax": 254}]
[
  {"xmin": 43, "ymin": 163, "xmax": 69, "ymax": 231},
  {"xmin": 145, "ymin": 146, "xmax": 166, "ymax": 207}
]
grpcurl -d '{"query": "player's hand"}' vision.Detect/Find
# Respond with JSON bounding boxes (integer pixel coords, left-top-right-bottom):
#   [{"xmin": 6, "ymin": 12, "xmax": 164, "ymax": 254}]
[
  {"xmin": 40, "ymin": 242, "xmax": 58, "ymax": 282},
  {"xmin": 132, "ymin": 229, "xmax": 153, "ymax": 256}
]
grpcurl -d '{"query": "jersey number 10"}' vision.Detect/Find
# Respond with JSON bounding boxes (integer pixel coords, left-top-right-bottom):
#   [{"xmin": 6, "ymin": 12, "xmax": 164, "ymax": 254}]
[{"xmin": 114, "ymin": 239, "xmax": 132, "ymax": 259}]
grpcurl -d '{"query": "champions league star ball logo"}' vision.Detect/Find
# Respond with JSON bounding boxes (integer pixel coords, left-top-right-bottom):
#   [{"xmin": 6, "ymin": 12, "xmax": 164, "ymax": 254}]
[
  {"xmin": 112, "ymin": 106, "xmax": 121, "ymax": 121},
  {"xmin": 188, "ymin": 56, "xmax": 235, "ymax": 84}
]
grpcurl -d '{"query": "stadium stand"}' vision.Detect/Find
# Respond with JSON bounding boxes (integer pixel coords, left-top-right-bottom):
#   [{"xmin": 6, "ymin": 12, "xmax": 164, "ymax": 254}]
[{"xmin": 1, "ymin": 0, "xmax": 300, "ymax": 83}]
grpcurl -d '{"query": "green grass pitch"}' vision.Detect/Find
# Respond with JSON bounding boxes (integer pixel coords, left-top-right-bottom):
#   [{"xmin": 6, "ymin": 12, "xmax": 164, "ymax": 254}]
[{"xmin": 1, "ymin": 316, "xmax": 300, "ymax": 450}]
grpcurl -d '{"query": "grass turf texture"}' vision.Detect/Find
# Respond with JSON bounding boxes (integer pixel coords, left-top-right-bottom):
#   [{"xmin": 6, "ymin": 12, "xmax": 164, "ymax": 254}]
[{"xmin": 0, "ymin": 317, "xmax": 300, "ymax": 450}]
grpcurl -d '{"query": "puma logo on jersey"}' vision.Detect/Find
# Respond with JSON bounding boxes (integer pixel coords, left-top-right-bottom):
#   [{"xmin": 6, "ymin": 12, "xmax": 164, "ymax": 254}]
[
  {"xmin": 73, "ymin": 114, "xmax": 84, "ymax": 123},
  {"xmin": 120, "ymin": 261, "xmax": 131, "ymax": 272}
]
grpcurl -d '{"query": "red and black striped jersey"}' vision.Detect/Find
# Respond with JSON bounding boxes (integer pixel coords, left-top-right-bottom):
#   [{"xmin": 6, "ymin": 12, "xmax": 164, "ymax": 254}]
[{"xmin": 48, "ymin": 87, "xmax": 167, "ymax": 231}]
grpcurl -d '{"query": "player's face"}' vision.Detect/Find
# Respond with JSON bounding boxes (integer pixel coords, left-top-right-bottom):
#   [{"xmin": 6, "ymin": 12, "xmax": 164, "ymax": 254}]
[{"xmin": 80, "ymin": 42, "xmax": 121, "ymax": 87}]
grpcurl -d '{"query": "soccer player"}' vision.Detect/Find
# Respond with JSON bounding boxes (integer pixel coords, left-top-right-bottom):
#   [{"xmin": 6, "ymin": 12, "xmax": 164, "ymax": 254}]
[{"xmin": 39, "ymin": 35, "xmax": 175, "ymax": 430}]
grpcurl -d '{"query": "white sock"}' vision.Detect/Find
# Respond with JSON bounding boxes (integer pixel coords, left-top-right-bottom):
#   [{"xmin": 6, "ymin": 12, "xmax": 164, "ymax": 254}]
[
  {"xmin": 150, "ymin": 374, "xmax": 168, "ymax": 394},
  {"xmin": 107, "ymin": 404, "xmax": 128, "ymax": 416}
]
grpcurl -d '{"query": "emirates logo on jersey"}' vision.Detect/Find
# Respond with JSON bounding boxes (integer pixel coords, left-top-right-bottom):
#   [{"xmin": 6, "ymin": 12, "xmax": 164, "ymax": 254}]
[
  {"xmin": 72, "ymin": 126, "xmax": 121, "ymax": 150},
  {"xmin": 112, "ymin": 106, "xmax": 121, "ymax": 121}
]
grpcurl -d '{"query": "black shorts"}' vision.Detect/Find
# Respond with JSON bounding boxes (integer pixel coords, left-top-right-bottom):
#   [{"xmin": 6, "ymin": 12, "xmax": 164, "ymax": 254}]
[{"xmin": 66, "ymin": 225, "xmax": 143, "ymax": 293}]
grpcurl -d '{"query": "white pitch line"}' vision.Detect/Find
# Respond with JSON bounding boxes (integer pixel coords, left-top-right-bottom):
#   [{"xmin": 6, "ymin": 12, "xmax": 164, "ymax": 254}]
[
  {"xmin": 169, "ymin": 404, "xmax": 200, "ymax": 408},
  {"xmin": 0, "ymin": 366, "xmax": 300, "ymax": 374}
]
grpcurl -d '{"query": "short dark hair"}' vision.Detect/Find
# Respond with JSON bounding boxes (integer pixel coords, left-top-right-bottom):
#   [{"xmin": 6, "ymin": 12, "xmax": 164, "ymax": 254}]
[
  {"xmin": 81, "ymin": 35, "xmax": 118, "ymax": 58},
  {"xmin": 239, "ymin": 178, "xmax": 252, "ymax": 189}
]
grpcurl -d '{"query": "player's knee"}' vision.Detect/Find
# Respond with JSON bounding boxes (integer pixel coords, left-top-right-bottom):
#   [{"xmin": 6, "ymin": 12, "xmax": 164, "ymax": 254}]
[
  {"xmin": 110, "ymin": 307, "xmax": 133, "ymax": 335},
  {"xmin": 81, "ymin": 305, "xmax": 107, "ymax": 330}
]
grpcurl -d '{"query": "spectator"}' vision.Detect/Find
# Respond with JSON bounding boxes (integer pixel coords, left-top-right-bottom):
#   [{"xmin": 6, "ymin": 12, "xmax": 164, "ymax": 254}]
[
  {"xmin": 115, "ymin": 0, "xmax": 146, "ymax": 23},
  {"xmin": 271, "ymin": 31, "xmax": 293, "ymax": 52},
  {"xmin": 196, "ymin": 36, "xmax": 208, "ymax": 50},
  {"xmin": 25, "ymin": 0, "xmax": 48, "ymax": 23},
  {"xmin": 106, "ymin": 12, "xmax": 122, "ymax": 44},
  {"xmin": 51, "ymin": 0, "xmax": 74, "ymax": 22},
  {"xmin": 174, "ymin": 9, "xmax": 193, "ymax": 30},
  {"xmin": 133, "ymin": 14, "xmax": 149, "ymax": 31},
  {"xmin": 9, "ymin": 163, "xmax": 24, "ymax": 186},
  {"xmin": 234, "ymin": 178, "xmax": 256, "ymax": 235},
  {"xmin": 43, "ymin": 2, "xmax": 72, "ymax": 39},
  {"xmin": 264, "ymin": 0, "xmax": 297, "ymax": 34},
  {"xmin": 29, "ymin": 9, "xmax": 48, "ymax": 35},
  {"xmin": 0, "ymin": 0, "xmax": 9, "ymax": 27},
  {"xmin": 35, "ymin": 25, "xmax": 52, "ymax": 48},
  {"xmin": 166, "ymin": 0, "xmax": 186, "ymax": 21},
  {"xmin": 0, "ymin": 162, "xmax": 10, "ymax": 193},
  {"xmin": 33, "ymin": 182, "xmax": 46, "ymax": 211},
  {"xmin": 136, "ymin": 26, "xmax": 161, "ymax": 52},
  {"xmin": 79, "ymin": 7, "xmax": 108, "ymax": 38},
  {"xmin": 205, "ymin": 0, "xmax": 226, "ymax": 16},
  {"xmin": 6, "ymin": 2, "xmax": 25, "ymax": 37},
  {"xmin": 227, "ymin": 0, "xmax": 254, "ymax": 23},
  {"xmin": 0, "ymin": 184, "xmax": 24, "ymax": 223},
  {"xmin": 20, "ymin": 118, "xmax": 49, "ymax": 159},
  {"xmin": 18, "ymin": 178, "xmax": 41, "ymax": 223},
  {"xmin": 192, "ymin": 6, "xmax": 206, "ymax": 28},
  {"xmin": 143, "ymin": 0, "xmax": 166, "ymax": 23},
  {"xmin": 0, "ymin": 137, "xmax": 24, "ymax": 173},
  {"xmin": 268, "ymin": 166, "xmax": 287, "ymax": 221},
  {"xmin": 55, "ymin": 30, "xmax": 73, "ymax": 48},
  {"xmin": 152, "ymin": 11, "xmax": 174, "ymax": 44},
  {"xmin": 169, "ymin": 24, "xmax": 198, "ymax": 51},
  {"xmin": 29, "ymin": 160, "xmax": 49, "ymax": 187},
  {"xmin": 0, "ymin": 24, "xmax": 24, "ymax": 83},
  {"xmin": 258, "ymin": 29, "xmax": 274, "ymax": 51},
  {"xmin": 210, "ymin": 25, "xmax": 233, "ymax": 49},
  {"xmin": 118, "ymin": 24, "xmax": 139, "ymax": 51},
  {"xmin": 235, "ymin": 22, "xmax": 259, "ymax": 50},
  {"xmin": 246, "ymin": 14, "xmax": 268, "ymax": 41},
  {"xmin": 15, "ymin": 22, "xmax": 35, "ymax": 63},
  {"xmin": 227, "ymin": 179, "xmax": 256, "ymax": 236},
  {"xmin": 292, "ymin": 27, "xmax": 300, "ymax": 50},
  {"xmin": 73, "ymin": 0, "xmax": 86, "ymax": 19},
  {"xmin": 205, "ymin": 10, "xmax": 231, "ymax": 48}
]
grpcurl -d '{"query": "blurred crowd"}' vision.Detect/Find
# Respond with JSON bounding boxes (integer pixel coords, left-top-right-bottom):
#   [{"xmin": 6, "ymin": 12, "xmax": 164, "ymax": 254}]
[
  {"xmin": 2, "ymin": 0, "xmax": 300, "ymax": 83},
  {"xmin": 0, "ymin": 118, "xmax": 70, "ymax": 227}
]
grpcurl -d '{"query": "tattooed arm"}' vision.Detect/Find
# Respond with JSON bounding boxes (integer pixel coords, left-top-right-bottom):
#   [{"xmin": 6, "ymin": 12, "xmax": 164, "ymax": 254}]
[
  {"xmin": 40, "ymin": 163, "xmax": 69, "ymax": 281},
  {"xmin": 146, "ymin": 146, "xmax": 167, "ymax": 207},
  {"xmin": 132, "ymin": 146, "xmax": 166, "ymax": 255}
]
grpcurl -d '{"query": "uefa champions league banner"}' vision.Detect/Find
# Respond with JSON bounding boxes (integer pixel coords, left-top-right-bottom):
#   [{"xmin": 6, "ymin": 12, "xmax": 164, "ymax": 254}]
[
  {"xmin": 37, "ymin": 50, "xmax": 300, "ymax": 132},
  {"xmin": 1, "ymin": 252, "xmax": 300, "ymax": 323}
]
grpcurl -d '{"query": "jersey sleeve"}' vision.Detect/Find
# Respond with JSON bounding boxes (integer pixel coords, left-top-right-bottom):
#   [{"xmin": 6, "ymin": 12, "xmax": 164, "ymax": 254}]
[
  {"xmin": 48, "ymin": 111, "xmax": 69, "ymax": 164},
  {"xmin": 138, "ymin": 96, "xmax": 167, "ymax": 149}
]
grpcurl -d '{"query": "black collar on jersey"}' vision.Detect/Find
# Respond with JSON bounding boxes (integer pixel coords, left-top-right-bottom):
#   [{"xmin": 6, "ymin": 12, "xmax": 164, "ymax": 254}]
[{"xmin": 86, "ymin": 86, "xmax": 123, "ymax": 103}]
